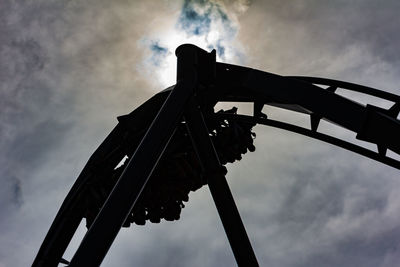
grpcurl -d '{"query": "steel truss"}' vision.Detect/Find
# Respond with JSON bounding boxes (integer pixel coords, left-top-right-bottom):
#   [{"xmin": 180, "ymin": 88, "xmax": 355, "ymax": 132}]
[{"xmin": 33, "ymin": 44, "xmax": 400, "ymax": 266}]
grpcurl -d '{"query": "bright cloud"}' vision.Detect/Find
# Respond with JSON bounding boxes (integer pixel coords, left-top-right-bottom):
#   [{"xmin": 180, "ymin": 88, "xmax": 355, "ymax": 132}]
[{"xmin": 140, "ymin": 0, "xmax": 246, "ymax": 88}]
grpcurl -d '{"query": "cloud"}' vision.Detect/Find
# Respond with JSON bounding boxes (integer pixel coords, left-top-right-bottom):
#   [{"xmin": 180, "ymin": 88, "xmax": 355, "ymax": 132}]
[
  {"xmin": 141, "ymin": 0, "xmax": 250, "ymax": 87},
  {"xmin": 224, "ymin": 127, "xmax": 400, "ymax": 267},
  {"xmin": 0, "ymin": 175, "xmax": 23, "ymax": 211},
  {"xmin": 0, "ymin": 1, "xmax": 163, "ymax": 265},
  {"xmin": 178, "ymin": 0, "xmax": 214, "ymax": 36},
  {"xmin": 143, "ymin": 39, "xmax": 171, "ymax": 67},
  {"xmin": 1, "ymin": 1, "xmax": 400, "ymax": 267},
  {"xmin": 175, "ymin": 0, "xmax": 241, "ymax": 58},
  {"xmin": 236, "ymin": 0, "xmax": 400, "ymax": 93},
  {"xmin": 150, "ymin": 41, "xmax": 169, "ymax": 55}
]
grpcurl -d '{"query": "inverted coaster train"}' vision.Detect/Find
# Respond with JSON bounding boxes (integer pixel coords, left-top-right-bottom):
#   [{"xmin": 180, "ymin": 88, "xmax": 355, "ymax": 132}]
[{"xmin": 33, "ymin": 44, "xmax": 400, "ymax": 266}]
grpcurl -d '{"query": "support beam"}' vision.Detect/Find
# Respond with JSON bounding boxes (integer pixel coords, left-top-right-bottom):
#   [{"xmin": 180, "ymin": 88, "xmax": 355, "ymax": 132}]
[
  {"xmin": 185, "ymin": 101, "xmax": 259, "ymax": 267},
  {"xmin": 68, "ymin": 45, "xmax": 199, "ymax": 267}
]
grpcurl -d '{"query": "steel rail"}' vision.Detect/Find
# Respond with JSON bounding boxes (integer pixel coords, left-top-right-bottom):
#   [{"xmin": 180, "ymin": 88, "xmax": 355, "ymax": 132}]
[
  {"xmin": 287, "ymin": 76, "xmax": 400, "ymax": 103},
  {"xmin": 216, "ymin": 113, "xmax": 400, "ymax": 170}
]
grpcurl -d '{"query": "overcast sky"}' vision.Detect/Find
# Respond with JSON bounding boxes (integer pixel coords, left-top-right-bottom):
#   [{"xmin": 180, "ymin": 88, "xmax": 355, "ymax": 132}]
[{"xmin": 1, "ymin": 0, "xmax": 400, "ymax": 266}]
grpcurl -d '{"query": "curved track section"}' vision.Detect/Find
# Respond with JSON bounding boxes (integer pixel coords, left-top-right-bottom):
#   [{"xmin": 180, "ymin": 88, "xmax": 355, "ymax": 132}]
[
  {"xmin": 32, "ymin": 90, "xmax": 171, "ymax": 266},
  {"xmin": 287, "ymin": 76, "xmax": 400, "ymax": 103},
  {"xmin": 216, "ymin": 113, "xmax": 400, "ymax": 170},
  {"xmin": 33, "ymin": 55, "xmax": 400, "ymax": 266}
]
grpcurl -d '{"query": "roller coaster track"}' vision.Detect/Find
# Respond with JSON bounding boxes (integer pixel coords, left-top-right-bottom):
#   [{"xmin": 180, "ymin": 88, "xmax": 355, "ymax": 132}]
[{"xmin": 32, "ymin": 44, "xmax": 400, "ymax": 266}]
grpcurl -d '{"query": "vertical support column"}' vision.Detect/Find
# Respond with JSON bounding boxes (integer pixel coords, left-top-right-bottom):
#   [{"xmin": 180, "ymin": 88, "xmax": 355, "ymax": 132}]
[
  {"xmin": 185, "ymin": 101, "xmax": 259, "ymax": 267},
  {"xmin": 69, "ymin": 44, "xmax": 200, "ymax": 267}
]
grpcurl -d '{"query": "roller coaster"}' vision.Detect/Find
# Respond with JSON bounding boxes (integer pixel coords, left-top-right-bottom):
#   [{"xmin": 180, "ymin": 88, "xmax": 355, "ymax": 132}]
[{"xmin": 33, "ymin": 44, "xmax": 400, "ymax": 266}]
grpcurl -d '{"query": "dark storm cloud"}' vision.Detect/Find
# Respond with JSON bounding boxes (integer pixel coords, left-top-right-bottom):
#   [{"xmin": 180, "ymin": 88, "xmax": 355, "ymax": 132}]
[
  {"xmin": 1, "ymin": 39, "xmax": 46, "ymax": 80},
  {"xmin": 227, "ymin": 129, "xmax": 400, "ymax": 267},
  {"xmin": 0, "ymin": 1, "xmax": 68, "ymax": 142},
  {"xmin": 0, "ymin": 37, "xmax": 47, "ymax": 106},
  {"xmin": 262, "ymin": 1, "xmax": 400, "ymax": 65},
  {"xmin": 2, "ymin": 0, "xmax": 400, "ymax": 267},
  {"xmin": 178, "ymin": 0, "xmax": 213, "ymax": 36},
  {"xmin": 6, "ymin": 118, "xmax": 73, "ymax": 170},
  {"xmin": 0, "ymin": 1, "xmax": 158, "ymax": 266},
  {"xmin": 13, "ymin": 177, "xmax": 23, "ymax": 206},
  {"xmin": 0, "ymin": 2, "xmax": 67, "ymax": 223},
  {"xmin": 293, "ymin": 222, "xmax": 400, "ymax": 267},
  {"xmin": 150, "ymin": 41, "xmax": 169, "ymax": 54},
  {"xmin": 0, "ymin": 175, "xmax": 23, "ymax": 208},
  {"xmin": 149, "ymin": 40, "xmax": 170, "ymax": 66},
  {"xmin": 239, "ymin": 0, "xmax": 400, "ymax": 92},
  {"xmin": 176, "ymin": 0, "xmax": 237, "ymax": 58}
]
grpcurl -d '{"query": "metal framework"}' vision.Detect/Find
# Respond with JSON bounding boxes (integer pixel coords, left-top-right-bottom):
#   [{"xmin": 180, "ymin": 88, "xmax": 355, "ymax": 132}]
[{"xmin": 32, "ymin": 44, "xmax": 400, "ymax": 266}]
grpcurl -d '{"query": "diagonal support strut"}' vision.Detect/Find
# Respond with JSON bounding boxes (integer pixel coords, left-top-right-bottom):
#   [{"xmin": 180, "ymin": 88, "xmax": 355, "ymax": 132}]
[
  {"xmin": 68, "ymin": 45, "xmax": 199, "ymax": 267},
  {"xmin": 185, "ymin": 100, "xmax": 259, "ymax": 267}
]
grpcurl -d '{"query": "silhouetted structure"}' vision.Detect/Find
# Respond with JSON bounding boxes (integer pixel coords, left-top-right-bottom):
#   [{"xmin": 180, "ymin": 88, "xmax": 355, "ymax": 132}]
[{"xmin": 33, "ymin": 44, "xmax": 400, "ymax": 267}]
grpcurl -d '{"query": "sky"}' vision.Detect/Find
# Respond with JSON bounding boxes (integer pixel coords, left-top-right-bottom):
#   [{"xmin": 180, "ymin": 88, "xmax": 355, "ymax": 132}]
[{"xmin": 1, "ymin": 0, "xmax": 400, "ymax": 266}]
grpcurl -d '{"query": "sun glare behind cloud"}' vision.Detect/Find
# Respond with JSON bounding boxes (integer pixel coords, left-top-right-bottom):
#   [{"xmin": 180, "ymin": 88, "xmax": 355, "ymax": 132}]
[{"xmin": 139, "ymin": 0, "xmax": 245, "ymax": 89}]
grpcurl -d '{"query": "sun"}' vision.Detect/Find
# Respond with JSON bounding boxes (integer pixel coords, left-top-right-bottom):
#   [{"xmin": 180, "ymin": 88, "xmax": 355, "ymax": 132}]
[{"xmin": 147, "ymin": 28, "xmax": 231, "ymax": 88}]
